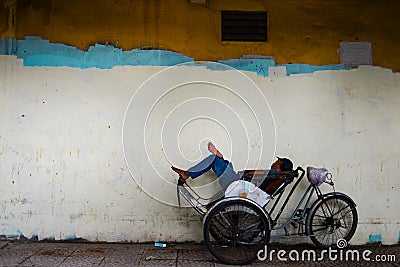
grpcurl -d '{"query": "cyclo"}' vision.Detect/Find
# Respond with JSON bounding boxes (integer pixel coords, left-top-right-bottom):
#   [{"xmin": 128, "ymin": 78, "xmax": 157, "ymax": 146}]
[{"xmin": 176, "ymin": 166, "xmax": 358, "ymax": 265}]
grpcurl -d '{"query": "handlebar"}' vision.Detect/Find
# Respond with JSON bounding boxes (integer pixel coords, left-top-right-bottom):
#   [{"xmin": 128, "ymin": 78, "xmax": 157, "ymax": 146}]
[
  {"xmin": 325, "ymin": 180, "xmax": 334, "ymax": 186},
  {"xmin": 281, "ymin": 166, "xmax": 305, "ymax": 184},
  {"xmin": 324, "ymin": 173, "xmax": 334, "ymax": 186},
  {"xmin": 295, "ymin": 166, "xmax": 305, "ymax": 176},
  {"xmin": 291, "ymin": 166, "xmax": 305, "ymax": 180}
]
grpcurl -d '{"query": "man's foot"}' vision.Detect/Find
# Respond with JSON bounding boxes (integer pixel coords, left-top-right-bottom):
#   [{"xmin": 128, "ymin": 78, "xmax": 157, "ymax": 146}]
[
  {"xmin": 208, "ymin": 142, "xmax": 223, "ymax": 158},
  {"xmin": 171, "ymin": 166, "xmax": 189, "ymax": 180}
]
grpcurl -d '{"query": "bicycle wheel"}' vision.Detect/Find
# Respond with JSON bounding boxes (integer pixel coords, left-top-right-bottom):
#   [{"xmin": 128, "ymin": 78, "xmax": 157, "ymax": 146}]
[
  {"xmin": 203, "ymin": 198, "xmax": 271, "ymax": 265},
  {"xmin": 306, "ymin": 193, "xmax": 358, "ymax": 248}
]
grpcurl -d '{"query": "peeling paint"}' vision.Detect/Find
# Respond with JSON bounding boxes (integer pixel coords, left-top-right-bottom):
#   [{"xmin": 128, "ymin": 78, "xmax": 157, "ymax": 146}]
[
  {"xmin": 64, "ymin": 235, "xmax": 77, "ymax": 240},
  {"xmin": 0, "ymin": 37, "xmax": 351, "ymax": 76},
  {"xmin": 0, "ymin": 36, "xmax": 194, "ymax": 68},
  {"xmin": 10, "ymin": 197, "xmax": 29, "ymax": 205},
  {"xmin": 368, "ymin": 234, "xmax": 382, "ymax": 243}
]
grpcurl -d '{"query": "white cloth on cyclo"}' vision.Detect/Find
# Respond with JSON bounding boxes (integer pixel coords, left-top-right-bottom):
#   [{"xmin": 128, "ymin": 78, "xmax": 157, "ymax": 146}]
[{"xmin": 225, "ymin": 180, "xmax": 271, "ymax": 207}]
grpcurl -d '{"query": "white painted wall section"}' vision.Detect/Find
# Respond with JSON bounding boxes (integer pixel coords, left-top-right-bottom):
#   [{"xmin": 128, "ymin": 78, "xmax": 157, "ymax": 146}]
[{"xmin": 0, "ymin": 56, "xmax": 399, "ymax": 244}]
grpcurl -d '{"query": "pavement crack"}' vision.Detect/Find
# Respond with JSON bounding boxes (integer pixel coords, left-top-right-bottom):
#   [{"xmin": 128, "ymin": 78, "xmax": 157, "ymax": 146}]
[
  {"xmin": 98, "ymin": 256, "xmax": 106, "ymax": 266},
  {"xmin": 18, "ymin": 252, "xmax": 34, "ymax": 265},
  {"xmin": 0, "ymin": 242, "xmax": 9, "ymax": 249},
  {"xmin": 58, "ymin": 245, "xmax": 79, "ymax": 265}
]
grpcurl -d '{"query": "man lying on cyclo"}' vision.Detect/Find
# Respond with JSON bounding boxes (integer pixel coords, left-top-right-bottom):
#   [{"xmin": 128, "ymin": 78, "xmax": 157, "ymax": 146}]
[{"xmin": 171, "ymin": 142, "xmax": 293, "ymax": 195}]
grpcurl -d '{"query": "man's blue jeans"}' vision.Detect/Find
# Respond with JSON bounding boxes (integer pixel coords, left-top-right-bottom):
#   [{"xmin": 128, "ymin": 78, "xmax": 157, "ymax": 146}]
[{"xmin": 188, "ymin": 154, "xmax": 240, "ymax": 190}]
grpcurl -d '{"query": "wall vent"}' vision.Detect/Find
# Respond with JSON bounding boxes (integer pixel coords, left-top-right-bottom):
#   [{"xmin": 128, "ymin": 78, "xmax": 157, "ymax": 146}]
[{"xmin": 221, "ymin": 11, "xmax": 267, "ymax": 42}]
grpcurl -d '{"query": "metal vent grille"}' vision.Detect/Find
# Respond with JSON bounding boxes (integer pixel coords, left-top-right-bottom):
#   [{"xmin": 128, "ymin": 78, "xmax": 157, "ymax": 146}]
[{"xmin": 221, "ymin": 11, "xmax": 267, "ymax": 42}]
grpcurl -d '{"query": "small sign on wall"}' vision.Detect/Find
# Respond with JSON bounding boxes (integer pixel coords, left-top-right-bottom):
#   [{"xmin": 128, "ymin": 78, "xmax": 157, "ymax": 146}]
[{"xmin": 339, "ymin": 41, "xmax": 373, "ymax": 68}]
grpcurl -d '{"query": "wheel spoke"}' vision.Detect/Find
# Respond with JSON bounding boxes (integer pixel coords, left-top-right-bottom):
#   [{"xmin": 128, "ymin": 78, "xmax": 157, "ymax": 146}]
[
  {"xmin": 312, "ymin": 226, "xmax": 330, "ymax": 233},
  {"xmin": 331, "ymin": 204, "xmax": 350, "ymax": 217},
  {"xmin": 308, "ymin": 195, "xmax": 357, "ymax": 248},
  {"xmin": 336, "ymin": 207, "xmax": 354, "ymax": 220}
]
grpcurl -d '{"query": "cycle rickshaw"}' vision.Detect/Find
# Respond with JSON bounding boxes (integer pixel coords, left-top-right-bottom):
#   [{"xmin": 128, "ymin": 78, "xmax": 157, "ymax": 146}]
[{"xmin": 176, "ymin": 166, "xmax": 358, "ymax": 265}]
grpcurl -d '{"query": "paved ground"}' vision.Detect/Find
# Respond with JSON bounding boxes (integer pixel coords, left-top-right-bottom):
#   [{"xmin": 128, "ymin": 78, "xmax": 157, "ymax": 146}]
[{"xmin": 0, "ymin": 240, "xmax": 398, "ymax": 266}]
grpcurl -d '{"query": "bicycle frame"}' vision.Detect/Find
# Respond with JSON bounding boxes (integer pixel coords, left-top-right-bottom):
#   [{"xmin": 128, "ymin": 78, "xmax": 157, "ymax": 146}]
[
  {"xmin": 177, "ymin": 166, "xmax": 343, "ymax": 239},
  {"xmin": 176, "ymin": 165, "xmax": 358, "ymax": 254},
  {"xmin": 177, "ymin": 179, "xmax": 224, "ymax": 216},
  {"xmin": 267, "ymin": 168, "xmax": 336, "ymax": 239}
]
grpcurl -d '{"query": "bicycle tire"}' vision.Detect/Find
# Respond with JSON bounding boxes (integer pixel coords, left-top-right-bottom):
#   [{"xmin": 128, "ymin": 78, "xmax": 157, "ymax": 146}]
[
  {"xmin": 306, "ymin": 193, "xmax": 358, "ymax": 249},
  {"xmin": 203, "ymin": 198, "xmax": 271, "ymax": 265}
]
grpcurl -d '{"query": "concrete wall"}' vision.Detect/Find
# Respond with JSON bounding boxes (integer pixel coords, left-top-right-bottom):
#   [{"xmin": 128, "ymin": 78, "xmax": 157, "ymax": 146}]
[
  {"xmin": 0, "ymin": 53, "xmax": 399, "ymax": 244},
  {"xmin": 1, "ymin": 0, "xmax": 399, "ymax": 246}
]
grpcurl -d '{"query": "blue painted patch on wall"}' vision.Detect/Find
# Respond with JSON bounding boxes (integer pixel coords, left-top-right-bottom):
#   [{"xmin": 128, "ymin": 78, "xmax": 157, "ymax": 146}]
[
  {"xmin": 368, "ymin": 234, "xmax": 382, "ymax": 243},
  {"xmin": 0, "ymin": 36, "xmax": 348, "ymax": 76}
]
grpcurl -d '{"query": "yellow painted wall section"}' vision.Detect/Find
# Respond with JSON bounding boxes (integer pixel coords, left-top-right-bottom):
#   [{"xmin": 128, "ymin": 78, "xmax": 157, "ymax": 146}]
[
  {"xmin": 0, "ymin": 0, "xmax": 400, "ymax": 71},
  {"xmin": 0, "ymin": 0, "xmax": 16, "ymax": 39},
  {"xmin": 2, "ymin": 0, "xmax": 400, "ymax": 70}
]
